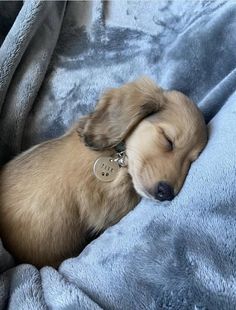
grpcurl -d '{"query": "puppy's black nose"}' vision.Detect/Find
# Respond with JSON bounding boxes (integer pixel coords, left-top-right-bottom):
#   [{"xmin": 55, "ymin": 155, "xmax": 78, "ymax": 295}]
[{"xmin": 155, "ymin": 182, "xmax": 174, "ymax": 201}]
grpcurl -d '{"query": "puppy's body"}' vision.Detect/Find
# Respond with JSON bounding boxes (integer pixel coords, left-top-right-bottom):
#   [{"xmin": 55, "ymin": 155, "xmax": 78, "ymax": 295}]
[
  {"xmin": 0, "ymin": 131, "xmax": 139, "ymax": 267},
  {"xmin": 0, "ymin": 78, "xmax": 207, "ymax": 267}
]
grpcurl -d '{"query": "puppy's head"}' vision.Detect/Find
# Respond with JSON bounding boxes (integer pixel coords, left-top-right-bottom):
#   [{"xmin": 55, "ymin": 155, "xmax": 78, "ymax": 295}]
[{"xmin": 79, "ymin": 77, "xmax": 208, "ymax": 201}]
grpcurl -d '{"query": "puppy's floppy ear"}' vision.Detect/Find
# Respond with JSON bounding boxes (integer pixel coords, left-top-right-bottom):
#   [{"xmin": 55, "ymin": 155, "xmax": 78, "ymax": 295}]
[
  {"xmin": 79, "ymin": 77, "xmax": 167, "ymax": 150},
  {"xmin": 76, "ymin": 114, "xmax": 91, "ymax": 137}
]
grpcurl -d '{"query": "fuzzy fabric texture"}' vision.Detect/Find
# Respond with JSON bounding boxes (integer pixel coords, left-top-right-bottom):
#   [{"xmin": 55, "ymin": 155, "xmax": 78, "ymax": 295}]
[{"xmin": 0, "ymin": 0, "xmax": 236, "ymax": 309}]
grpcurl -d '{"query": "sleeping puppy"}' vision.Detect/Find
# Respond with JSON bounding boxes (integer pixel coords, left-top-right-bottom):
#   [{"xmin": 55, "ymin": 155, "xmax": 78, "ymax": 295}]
[{"xmin": 0, "ymin": 77, "xmax": 208, "ymax": 268}]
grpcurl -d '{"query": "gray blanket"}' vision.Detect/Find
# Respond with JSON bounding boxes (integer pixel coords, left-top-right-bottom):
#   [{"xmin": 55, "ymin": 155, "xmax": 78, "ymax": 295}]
[{"xmin": 1, "ymin": 0, "xmax": 236, "ymax": 309}]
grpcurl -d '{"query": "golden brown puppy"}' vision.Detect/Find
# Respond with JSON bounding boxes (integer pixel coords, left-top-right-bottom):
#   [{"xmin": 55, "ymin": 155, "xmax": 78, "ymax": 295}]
[{"xmin": 0, "ymin": 77, "xmax": 207, "ymax": 268}]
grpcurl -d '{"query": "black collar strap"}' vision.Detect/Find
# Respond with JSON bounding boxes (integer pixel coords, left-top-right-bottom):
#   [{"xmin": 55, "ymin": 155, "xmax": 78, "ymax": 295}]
[{"xmin": 114, "ymin": 142, "xmax": 126, "ymax": 153}]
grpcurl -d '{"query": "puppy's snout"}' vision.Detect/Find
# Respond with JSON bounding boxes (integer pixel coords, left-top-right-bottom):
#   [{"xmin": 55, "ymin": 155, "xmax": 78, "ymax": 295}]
[{"xmin": 154, "ymin": 181, "xmax": 174, "ymax": 201}]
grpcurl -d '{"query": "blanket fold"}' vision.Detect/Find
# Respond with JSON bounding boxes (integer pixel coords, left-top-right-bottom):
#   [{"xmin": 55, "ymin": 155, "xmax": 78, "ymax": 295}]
[{"xmin": 0, "ymin": 0, "xmax": 66, "ymax": 164}]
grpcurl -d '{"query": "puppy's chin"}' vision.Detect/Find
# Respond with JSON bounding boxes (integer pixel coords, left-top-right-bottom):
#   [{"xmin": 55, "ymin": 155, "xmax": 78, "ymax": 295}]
[
  {"xmin": 136, "ymin": 188, "xmax": 152, "ymax": 200},
  {"xmin": 131, "ymin": 178, "xmax": 174, "ymax": 204},
  {"xmin": 130, "ymin": 177, "xmax": 153, "ymax": 200}
]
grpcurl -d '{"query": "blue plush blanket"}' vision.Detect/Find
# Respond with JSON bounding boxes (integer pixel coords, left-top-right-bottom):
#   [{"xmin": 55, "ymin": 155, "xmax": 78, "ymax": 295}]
[{"xmin": 1, "ymin": 1, "xmax": 236, "ymax": 309}]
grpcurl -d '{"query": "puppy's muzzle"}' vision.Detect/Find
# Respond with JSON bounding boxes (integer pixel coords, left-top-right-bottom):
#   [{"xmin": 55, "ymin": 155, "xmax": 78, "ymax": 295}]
[{"xmin": 154, "ymin": 181, "xmax": 174, "ymax": 201}]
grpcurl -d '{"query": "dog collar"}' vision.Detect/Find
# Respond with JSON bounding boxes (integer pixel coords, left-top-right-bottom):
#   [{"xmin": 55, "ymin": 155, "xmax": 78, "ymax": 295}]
[
  {"xmin": 114, "ymin": 142, "xmax": 126, "ymax": 153},
  {"xmin": 113, "ymin": 142, "xmax": 127, "ymax": 167},
  {"xmin": 93, "ymin": 142, "xmax": 127, "ymax": 182}
]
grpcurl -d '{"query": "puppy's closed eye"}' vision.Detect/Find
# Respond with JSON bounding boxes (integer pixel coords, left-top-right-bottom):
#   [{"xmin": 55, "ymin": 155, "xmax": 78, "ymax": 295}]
[{"xmin": 161, "ymin": 131, "xmax": 174, "ymax": 151}]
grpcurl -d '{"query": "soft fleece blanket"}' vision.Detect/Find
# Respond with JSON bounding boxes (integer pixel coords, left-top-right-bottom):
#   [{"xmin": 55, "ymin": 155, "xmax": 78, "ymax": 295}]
[{"xmin": 1, "ymin": 1, "xmax": 236, "ymax": 309}]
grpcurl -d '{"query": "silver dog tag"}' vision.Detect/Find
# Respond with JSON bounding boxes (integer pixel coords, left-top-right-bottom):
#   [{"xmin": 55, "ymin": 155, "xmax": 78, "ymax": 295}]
[{"xmin": 93, "ymin": 157, "xmax": 119, "ymax": 182}]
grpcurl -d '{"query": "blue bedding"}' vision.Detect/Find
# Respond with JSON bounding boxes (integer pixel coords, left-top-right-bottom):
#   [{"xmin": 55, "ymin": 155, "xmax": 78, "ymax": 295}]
[{"xmin": 0, "ymin": 1, "xmax": 236, "ymax": 309}]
